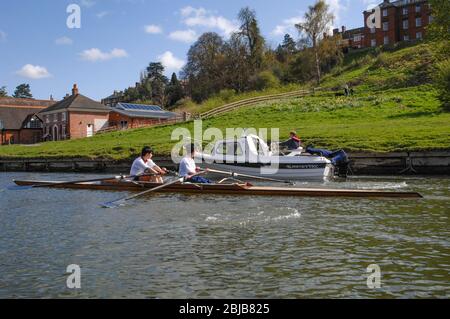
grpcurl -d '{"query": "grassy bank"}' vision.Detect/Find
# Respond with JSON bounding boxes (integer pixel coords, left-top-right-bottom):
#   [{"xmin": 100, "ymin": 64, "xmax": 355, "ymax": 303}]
[{"xmin": 0, "ymin": 42, "xmax": 448, "ymax": 160}]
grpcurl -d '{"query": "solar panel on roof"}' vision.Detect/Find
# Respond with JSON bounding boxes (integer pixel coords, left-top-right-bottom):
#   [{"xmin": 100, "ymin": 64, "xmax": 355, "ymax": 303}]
[{"xmin": 117, "ymin": 103, "xmax": 163, "ymax": 112}]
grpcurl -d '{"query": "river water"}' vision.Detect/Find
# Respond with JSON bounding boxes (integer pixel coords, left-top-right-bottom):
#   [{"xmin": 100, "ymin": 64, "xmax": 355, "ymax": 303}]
[{"xmin": 0, "ymin": 172, "xmax": 448, "ymax": 298}]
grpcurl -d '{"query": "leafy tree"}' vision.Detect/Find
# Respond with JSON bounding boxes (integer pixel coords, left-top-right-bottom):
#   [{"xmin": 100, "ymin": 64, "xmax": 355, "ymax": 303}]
[
  {"xmin": 237, "ymin": 7, "xmax": 265, "ymax": 71},
  {"xmin": 165, "ymin": 73, "xmax": 184, "ymax": 107},
  {"xmin": 319, "ymin": 34, "xmax": 343, "ymax": 73},
  {"xmin": 0, "ymin": 86, "xmax": 7, "ymax": 97},
  {"xmin": 144, "ymin": 62, "xmax": 168, "ymax": 106},
  {"xmin": 223, "ymin": 33, "xmax": 253, "ymax": 93},
  {"xmin": 295, "ymin": 0, "xmax": 334, "ymax": 83},
  {"xmin": 13, "ymin": 83, "xmax": 33, "ymax": 98},
  {"xmin": 182, "ymin": 32, "xmax": 226, "ymax": 102},
  {"xmin": 427, "ymin": 0, "xmax": 450, "ymax": 42}
]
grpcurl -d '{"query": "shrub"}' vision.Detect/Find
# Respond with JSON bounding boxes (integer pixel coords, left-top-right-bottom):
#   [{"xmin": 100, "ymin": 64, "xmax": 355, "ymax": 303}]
[
  {"xmin": 252, "ymin": 71, "xmax": 280, "ymax": 91},
  {"xmin": 434, "ymin": 59, "xmax": 450, "ymax": 110},
  {"xmin": 218, "ymin": 89, "xmax": 236, "ymax": 102}
]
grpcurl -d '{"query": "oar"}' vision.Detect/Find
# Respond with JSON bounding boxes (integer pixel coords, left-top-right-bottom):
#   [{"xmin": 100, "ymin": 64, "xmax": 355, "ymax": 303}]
[
  {"xmin": 205, "ymin": 168, "xmax": 295, "ymax": 185},
  {"xmin": 17, "ymin": 173, "xmax": 158, "ymax": 189},
  {"xmin": 100, "ymin": 171, "xmax": 206, "ymax": 208}
]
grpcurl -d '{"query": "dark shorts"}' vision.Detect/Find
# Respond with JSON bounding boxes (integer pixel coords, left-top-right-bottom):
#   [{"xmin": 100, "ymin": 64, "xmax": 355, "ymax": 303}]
[{"xmin": 187, "ymin": 176, "xmax": 212, "ymax": 184}]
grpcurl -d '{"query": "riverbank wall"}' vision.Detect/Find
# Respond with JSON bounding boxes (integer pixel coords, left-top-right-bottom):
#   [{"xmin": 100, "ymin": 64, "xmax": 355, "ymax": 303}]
[{"xmin": 1, "ymin": 151, "xmax": 449, "ymax": 175}]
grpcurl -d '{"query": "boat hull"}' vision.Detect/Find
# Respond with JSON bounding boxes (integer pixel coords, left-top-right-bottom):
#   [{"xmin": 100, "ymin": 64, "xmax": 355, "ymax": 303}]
[{"xmin": 13, "ymin": 180, "xmax": 423, "ymax": 198}]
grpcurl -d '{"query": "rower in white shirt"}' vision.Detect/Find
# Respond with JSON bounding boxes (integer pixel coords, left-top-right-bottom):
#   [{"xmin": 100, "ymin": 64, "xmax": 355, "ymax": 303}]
[
  {"xmin": 130, "ymin": 146, "xmax": 167, "ymax": 183},
  {"xmin": 178, "ymin": 143, "xmax": 211, "ymax": 184}
]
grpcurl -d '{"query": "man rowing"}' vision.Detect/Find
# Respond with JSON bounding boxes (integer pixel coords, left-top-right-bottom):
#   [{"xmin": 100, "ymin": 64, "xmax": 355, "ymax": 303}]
[
  {"xmin": 130, "ymin": 146, "xmax": 167, "ymax": 183},
  {"xmin": 179, "ymin": 143, "xmax": 211, "ymax": 184}
]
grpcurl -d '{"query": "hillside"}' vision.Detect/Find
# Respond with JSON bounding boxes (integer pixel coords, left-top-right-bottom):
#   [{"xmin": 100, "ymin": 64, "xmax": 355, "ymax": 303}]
[{"xmin": 0, "ymin": 41, "xmax": 449, "ymax": 160}]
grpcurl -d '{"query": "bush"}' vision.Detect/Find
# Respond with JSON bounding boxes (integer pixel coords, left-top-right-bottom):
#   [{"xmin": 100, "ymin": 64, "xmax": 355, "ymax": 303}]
[
  {"xmin": 218, "ymin": 89, "xmax": 236, "ymax": 102},
  {"xmin": 252, "ymin": 71, "xmax": 280, "ymax": 91},
  {"xmin": 434, "ymin": 59, "xmax": 450, "ymax": 110}
]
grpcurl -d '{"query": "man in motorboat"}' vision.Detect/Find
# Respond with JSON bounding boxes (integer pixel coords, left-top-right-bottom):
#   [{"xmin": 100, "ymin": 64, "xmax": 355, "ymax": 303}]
[
  {"xmin": 130, "ymin": 146, "xmax": 167, "ymax": 183},
  {"xmin": 279, "ymin": 130, "xmax": 302, "ymax": 151},
  {"xmin": 179, "ymin": 143, "xmax": 211, "ymax": 184}
]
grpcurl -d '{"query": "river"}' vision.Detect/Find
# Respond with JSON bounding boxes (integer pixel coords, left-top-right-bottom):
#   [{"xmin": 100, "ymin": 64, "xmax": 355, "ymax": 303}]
[{"xmin": 0, "ymin": 172, "xmax": 448, "ymax": 298}]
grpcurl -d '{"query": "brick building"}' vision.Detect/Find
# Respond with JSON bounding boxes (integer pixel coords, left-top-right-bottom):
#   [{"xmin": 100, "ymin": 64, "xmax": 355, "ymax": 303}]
[
  {"xmin": 107, "ymin": 103, "xmax": 179, "ymax": 130},
  {"xmin": 39, "ymin": 84, "xmax": 111, "ymax": 141},
  {"xmin": 363, "ymin": 0, "xmax": 432, "ymax": 47},
  {"xmin": 334, "ymin": 0, "xmax": 432, "ymax": 50},
  {"xmin": 0, "ymin": 97, "xmax": 55, "ymax": 145}
]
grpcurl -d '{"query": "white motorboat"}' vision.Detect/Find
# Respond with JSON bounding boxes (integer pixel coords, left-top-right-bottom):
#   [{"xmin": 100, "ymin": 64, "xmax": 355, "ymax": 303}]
[{"xmin": 196, "ymin": 133, "xmax": 335, "ymax": 180}]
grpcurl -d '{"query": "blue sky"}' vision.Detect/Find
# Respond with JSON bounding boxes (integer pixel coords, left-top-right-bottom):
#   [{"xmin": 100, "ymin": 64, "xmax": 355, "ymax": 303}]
[{"xmin": 0, "ymin": 0, "xmax": 373, "ymax": 101}]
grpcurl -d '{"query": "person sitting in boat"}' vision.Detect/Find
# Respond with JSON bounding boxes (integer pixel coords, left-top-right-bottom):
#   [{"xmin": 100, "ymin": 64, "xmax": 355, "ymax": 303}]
[
  {"xmin": 179, "ymin": 143, "xmax": 211, "ymax": 184},
  {"xmin": 279, "ymin": 131, "xmax": 302, "ymax": 150},
  {"xmin": 130, "ymin": 146, "xmax": 167, "ymax": 183}
]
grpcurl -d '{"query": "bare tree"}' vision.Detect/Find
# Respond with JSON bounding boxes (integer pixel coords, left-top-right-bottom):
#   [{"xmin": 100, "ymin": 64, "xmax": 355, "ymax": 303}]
[{"xmin": 295, "ymin": 0, "xmax": 334, "ymax": 83}]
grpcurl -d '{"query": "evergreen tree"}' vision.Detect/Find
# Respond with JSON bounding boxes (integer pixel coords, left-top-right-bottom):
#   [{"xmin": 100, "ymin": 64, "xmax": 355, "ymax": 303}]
[
  {"xmin": 0, "ymin": 86, "xmax": 7, "ymax": 97},
  {"xmin": 13, "ymin": 83, "xmax": 33, "ymax": 98},
  {"xmin": 165, "ymin": 73, "xmax": 184, "ymax": 107}
]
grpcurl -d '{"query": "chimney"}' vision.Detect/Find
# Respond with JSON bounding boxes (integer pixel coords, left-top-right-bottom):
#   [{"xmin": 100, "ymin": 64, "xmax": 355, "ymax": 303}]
[
  {"xmin": 72, "ymin": 84, "xmax": 79, "ymax": 96},
  {"xmin": 50, "ymin": 94, "xmax": 54, "ymax": 101},
  {"xmin": 64, "ymin": 94, "xmax": 70, "ymax": 99},
  {"xmin": 342, "ymin": 25, "xmax": 346, "ymax": 33},
  {"xmin": 333, "ymin": 28, "xmax": 339, "ymax": 36}
]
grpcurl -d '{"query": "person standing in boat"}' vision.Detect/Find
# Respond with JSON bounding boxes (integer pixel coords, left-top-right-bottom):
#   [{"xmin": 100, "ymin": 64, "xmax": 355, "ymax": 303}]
[
  {"xmin": 279, "ymin": 131, "xmax": 302, "ymax": 150},
  {"xmin": 179, "ymin": 143, "xmax": 211, "ymax": 184},
  {"xmin": 130, "ymin": 146, "xmax": 167, "ymax": 183}
]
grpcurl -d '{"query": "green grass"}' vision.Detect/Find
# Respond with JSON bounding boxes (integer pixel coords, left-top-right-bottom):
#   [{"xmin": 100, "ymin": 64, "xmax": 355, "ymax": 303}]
[{"xmin": 1, "ymin": 41, "xmax": 448, "ymax": 160}]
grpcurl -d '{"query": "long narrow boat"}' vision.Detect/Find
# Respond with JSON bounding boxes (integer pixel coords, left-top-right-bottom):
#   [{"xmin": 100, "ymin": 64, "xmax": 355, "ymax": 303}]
[{"xmin": 13, "ymin": 179, "xmax": 423, "ymax": 198}]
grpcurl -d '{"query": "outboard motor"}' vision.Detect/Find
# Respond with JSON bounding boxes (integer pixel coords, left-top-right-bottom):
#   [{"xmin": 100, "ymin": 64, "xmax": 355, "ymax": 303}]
[{"xmin": 306, "ymin": 146, "xmax": 350, "ymax": 178}]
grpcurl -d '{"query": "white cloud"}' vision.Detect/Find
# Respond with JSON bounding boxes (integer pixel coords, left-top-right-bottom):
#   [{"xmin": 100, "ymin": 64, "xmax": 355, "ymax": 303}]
[
  {"xmin": 96, "ymin": 11, "xmax": 110, "ymax": 18},
  {"xmin": 55, "ymin": 36, "xmax": 73, "ymax": 45},
  {"xmin": 16, "ymin": 64, "xmax": 51, "ymax": 79},
  {"xmin": 169, "ymin": 29, "xmax": 197, "ymax": 43},
  {"xmin": 157, "ymin": 51, "xmax": 185, "ymax": 72},
  {"xmin": 0, "ymin": 30, "xmax": 6, "ymax": 42},
  {"xmin": 271, "ymin": 16, "xmax": 304, "ymax": 37},
  {"xmin": 325, "ymin": 0, "xmax": 347, "ymax": 27},
  {"xmin": 180, "ymin": 6, "xmax": 239, "ymax": 37},
  {"xmin": 80, "ymin": 48, "xmax": 128, "ymax": 62},
  {"xmin": 144, "ymin": 24, "xmax": 163, "ymax": 34},
  {"xmin": 80, "ymin": 0, "xmax": 95, "ymax": 8}
]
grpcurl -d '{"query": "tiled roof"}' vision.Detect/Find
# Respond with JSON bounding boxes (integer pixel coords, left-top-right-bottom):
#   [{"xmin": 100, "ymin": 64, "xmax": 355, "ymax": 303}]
[
  {"xmin": 0, "ymin": 107, "xmax": 42, "ymax": 130},
  {"xmin": 40, "ymin": 94, "xmax": 111, "ymax": 114},
  {"xmin": 111, "ymin": 103, "xmax": 178, "ymax": 119}
]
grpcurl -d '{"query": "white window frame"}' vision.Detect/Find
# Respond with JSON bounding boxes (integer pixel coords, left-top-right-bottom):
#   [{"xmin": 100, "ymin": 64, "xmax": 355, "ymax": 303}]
[
  {"xmin": 415, "ymin": 4, "xmax": 421, "ymax": 13},
  {"xmin": 382, "ymin": 9, "xmax": 388, "ymax": 17},
  {"xmin": 403, "ymin": 35, "xmax": 410, "ymax": 41},
  {"xmin": 353, "ymin": 34, "xmax": 361, "ymax": 42},
  {"xmin": 402, "ymin": 7, "xmax": 408, "ymax": 15},
  {"xmin": 416, "ymin": 32, "xmax": 422, "ymax": 39},
  {"xmin": 371, "ymin": 39, "xmax": 377, "ymax": 47},
  {"xmin": 370, "ymin": 27, "xmax": 376, "ymax": 34},
  {"xmin": 384, "ymin": 36, "xmax": 389, "ymax": 45},
  {"xmin": 403, "ymin": 20, "xmax": 409, "ymax": 29},
  {"xmin": 53, "ymin": 113, "xmax": 57, "ymax": 122},
  {"xmin": 382, "ymin": 22, "xmax": 389, "ymax": 31},
  {"xmin": 61, "ymin": 112, "xmax": 66, "ymax": 121},
  {"xmin": 416, "ymin": 17, "xmax": 422, "ymax": 27}
]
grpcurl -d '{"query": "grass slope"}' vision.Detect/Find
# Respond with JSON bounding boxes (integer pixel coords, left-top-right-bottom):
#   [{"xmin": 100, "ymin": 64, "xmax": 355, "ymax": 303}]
[{"xmin": 1, "ymin": 42, "xmax": 448, "ymax": 160}]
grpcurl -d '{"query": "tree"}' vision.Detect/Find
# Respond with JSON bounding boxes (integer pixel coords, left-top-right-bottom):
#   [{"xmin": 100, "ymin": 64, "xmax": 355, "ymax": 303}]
[
  {"xmin": 165, "ymin": 73, "xmax": 184, "ymax": 107},
  {"xmin": 295, "ymin": 0, "xmax": 334, "ymax": 83},
  {"xmin": 275, "ymin": 34, "xmax": 298, "ymax": 63},
  {"xmin": 237, "ymin": 7, "xmax": 265, "ymax": 71},
  {"xmin": 182, "ymin": 32, "xmax": 226, "ymax": 102},
  {"xmin": 427, "ymin": 0, "xmax": 450, "ymax": 42},
  {"xmin": 13, "ymin": 83, "xmax": 33, "ymax": 98},
  {"xmin": 0, "ymin": 86, "xmax": 7, "ymax": 97},
  {"xmin": 223, "ymin": 33, "xmax": 253, "ymax": 93},
  {"xmin": 144, "ymin": 62, "xmax": 168, "ymax": 106}
]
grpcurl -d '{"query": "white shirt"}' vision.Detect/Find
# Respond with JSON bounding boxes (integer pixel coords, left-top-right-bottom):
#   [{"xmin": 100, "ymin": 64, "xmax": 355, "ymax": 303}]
[
  {"xmin": 130, "ymin": 157, "xmax": 156, "ymax": 176},
  {"xmin": 179, "ymin": 157, "xmax": 196, "ymax": 177}
]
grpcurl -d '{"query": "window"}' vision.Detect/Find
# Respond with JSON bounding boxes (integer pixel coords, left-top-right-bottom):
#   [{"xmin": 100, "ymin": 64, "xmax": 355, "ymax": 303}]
[
  {"xmin": 384, "ymin": 36, "xmax": 389, "ymax": 45},
  {"xmin": 120, "ymin": 120, "xmax": 128, "ymax": 129},
  {"xmin": 416, "ymin": 32, "xmax": 422, "ymax": 39},
  {"xmin": 28, "ymin": 116, "xmax": 41, "ymax": 129},
  {"xmin": 382, "ymin": 9, "xmax": 388, "ymax": 17},
  {"xmin": 382, "ymin": 22, "xmax": 389, "ymax": 31},
  {"xmin": 371, "ymin": 39, "xmax": 377, "ymax": 47},
  {"xmin": 403, "ymin": 20, "xmax": 409, "ymax": 29},
  {"xmin": 53, "ymin": 113, "xmax": 58, "ymax": 122},
  {"xmin": 353, "ymin": 34, "xmax": 361, "ymax": 42},
  {"xmin": 45, "ymin": 115, "xmax": 49, "ymax": 123},
  {"xmin": 402, "ymin": 7, "xmax": 408, "ymax": 15},
  {"xmin": 415, "ymin": 4, "xmax": 421, "ymax": 13},
  {"xmin": 61, "ymin": 112, "xmax": 66, "ymax": 121},
  {"xmin": 404, "ymin": 35, "xmax": 410, "ymax": 41},
  {"xmin": 62, "ymin": 125, "xmax": 66, "ymax": 138},
  {"xmin": 416, "ymin": 17, "xmax": 422, "ymax": 27},
  {"xmin": 370, "ymin": 27, "xmax": 375, "ymax": 34}
]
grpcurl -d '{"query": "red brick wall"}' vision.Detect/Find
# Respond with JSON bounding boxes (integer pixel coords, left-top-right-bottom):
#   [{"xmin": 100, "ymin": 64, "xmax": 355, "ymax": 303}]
[
  {"xmin": 0, "ymin": 129, "xmax": 41, "ymax": 145},
  {"xmin": 68, "ymin": 111, "xmax": 109, "ymax": 139},
  {"xmin": 108, "ymin": 112, "xmax": 164, "ymax": 129}
]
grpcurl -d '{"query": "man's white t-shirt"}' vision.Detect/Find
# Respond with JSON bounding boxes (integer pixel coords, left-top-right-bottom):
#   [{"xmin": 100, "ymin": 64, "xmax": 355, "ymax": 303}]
[
  {"xmin": 130, "ymin": 157, "xmax": 156, "ymax": 176},
  {"xmin": 179, "ymin": 157, "xmax": 196, "ymax": 177}
]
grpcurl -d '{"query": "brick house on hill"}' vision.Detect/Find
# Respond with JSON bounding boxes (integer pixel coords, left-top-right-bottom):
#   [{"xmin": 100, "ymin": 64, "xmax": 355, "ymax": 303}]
[
  {"xmin": 39, "ymin": 84, "xmax": 111, "ymax": 141},
  {"xmin": 0, "ymin": 97, "xmax": 54, "ymax": 145}
]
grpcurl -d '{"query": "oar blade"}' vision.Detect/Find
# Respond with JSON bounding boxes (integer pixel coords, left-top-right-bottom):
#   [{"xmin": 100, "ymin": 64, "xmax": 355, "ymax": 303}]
[{"xmin": 100, "ymin": 200, "xmax": 125, "ymax": 209}]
